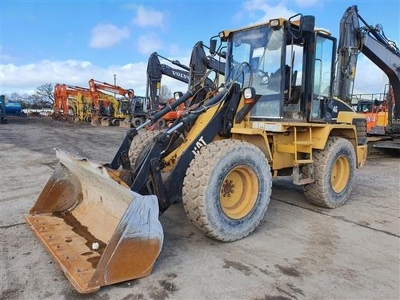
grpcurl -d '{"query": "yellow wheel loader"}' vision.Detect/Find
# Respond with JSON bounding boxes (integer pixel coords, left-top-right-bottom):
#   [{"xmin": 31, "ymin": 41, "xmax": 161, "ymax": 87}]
[{"xmin": 27, "ymin": 11, "xmax": 368, "ymax": 293}]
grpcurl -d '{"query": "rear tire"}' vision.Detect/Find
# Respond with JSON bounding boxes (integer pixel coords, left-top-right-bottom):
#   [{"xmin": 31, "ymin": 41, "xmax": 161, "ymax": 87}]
[
  {"xmin": 132, "ymin": 118, "xmax": 143, "ymax": 127},
  {"xmin": 111, "ymin": 119, "xmax": 120, "ymax": 126},
  {"xmin": 183, "ymin": 139, "xmax": 272, "ymax": 242},
  {"xmin": 156, "ymin": 118, "xmax": 166, "ymax": 128},
  {"xmin": 304, "ymin": 137, "xmax": 356, "ymax": 208}
]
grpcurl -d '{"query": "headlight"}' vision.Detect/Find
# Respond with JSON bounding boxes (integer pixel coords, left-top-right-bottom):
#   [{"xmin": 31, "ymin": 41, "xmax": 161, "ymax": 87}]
[{"xmin": 243, "ymin": 87, "xmax": 255, "ymax": 104}]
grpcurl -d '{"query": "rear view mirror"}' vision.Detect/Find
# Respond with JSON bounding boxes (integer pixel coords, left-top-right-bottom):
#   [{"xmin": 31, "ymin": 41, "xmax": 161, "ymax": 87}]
[
  {"xmin": 210, "ymin": 39, "xmax": 217, "ymax": 55},
  {"xmin": 301, "ymin": 15, "xmax": 315, "ymax": 33}
]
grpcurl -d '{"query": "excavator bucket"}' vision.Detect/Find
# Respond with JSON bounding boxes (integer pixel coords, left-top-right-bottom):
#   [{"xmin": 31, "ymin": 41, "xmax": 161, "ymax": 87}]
[{"xmin": 25, "ymin": 149, "xmax": 163, "ymax": 294}]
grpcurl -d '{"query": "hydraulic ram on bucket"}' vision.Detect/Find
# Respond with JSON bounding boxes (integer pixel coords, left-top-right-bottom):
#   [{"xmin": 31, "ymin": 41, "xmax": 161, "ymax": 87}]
[{"xmin": 25, "ymin": 149, "xmax": 163, "ymax": 293}]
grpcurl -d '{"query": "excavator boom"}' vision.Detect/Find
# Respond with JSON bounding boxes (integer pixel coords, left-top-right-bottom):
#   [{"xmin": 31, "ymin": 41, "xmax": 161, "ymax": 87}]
[
  {"xmin": 146, "ymin": 42, "xmax": 226, "ymax": 126},
  {"xmin": 335, "ymin": 5, "xmax": 400, "ymax": 136},
  {"xmin": 88, "ymin": 79, "xmax": 135, "ymax": 127}
]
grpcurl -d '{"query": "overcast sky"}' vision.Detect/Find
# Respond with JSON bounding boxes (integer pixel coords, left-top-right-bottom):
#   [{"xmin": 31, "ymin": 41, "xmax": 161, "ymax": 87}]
[{"xmin": 1, "ymin": 0, "xmax": 399, "ymax": 97}]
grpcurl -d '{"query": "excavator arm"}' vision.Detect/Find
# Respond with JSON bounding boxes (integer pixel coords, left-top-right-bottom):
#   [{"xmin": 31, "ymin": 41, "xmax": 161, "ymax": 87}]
[
  {"xmin": 335, "ymin": 5, "xmax": 400, "ymax": 133},
  {"xmin": 146, "ymin": 42, "xmax": 226, "ymax": 111},
  {"xmin": 53, "ymin": 84, "xmax": 69, "ymax": 118},
  {"xmin": 146, "ymin": 52, "xmax": 190, "ymax": 110},
  {"xmin": 64, "ymin": 85, "xmax": 94, "ymax": 122},
  {"xmin": 88, "ymin": 79, "xmax": 135, "ymax": 125},
  {"xmin": 189, "ymin": 41, "xmax": 226, "ymax": 89}
]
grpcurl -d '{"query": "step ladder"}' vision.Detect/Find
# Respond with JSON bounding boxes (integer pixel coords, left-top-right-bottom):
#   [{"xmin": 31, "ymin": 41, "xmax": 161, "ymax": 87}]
[{"xmin": 292, "ymin": 127, "xmax": 314, "ymax": 185}]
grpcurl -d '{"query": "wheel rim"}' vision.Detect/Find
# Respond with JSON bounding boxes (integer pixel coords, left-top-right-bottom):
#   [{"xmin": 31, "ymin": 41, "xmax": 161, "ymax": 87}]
[
  {"xmin": 331, "ymin": 155, "xmax": 350, "ymax": 193},
  {"xmin": 157, "ymin": 119, "xmax": 166, "ymax": 127},
  {"xmin": 133, "ymin": 118, "xmax": 142, "ymax": 127},
  {"xmin": 220, "ymin": 165, "xmax": 258, "ymax": 219}
]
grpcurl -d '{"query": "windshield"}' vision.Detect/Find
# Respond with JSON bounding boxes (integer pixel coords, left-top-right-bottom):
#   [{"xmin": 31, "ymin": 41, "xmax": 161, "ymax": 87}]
[
  {"xmin": 120, "ymin": 100, "xmax": 131, "ymax": 112},
  {"xmin": 226, "ymin": 25, "xmax": 285, "ymax": 118}
]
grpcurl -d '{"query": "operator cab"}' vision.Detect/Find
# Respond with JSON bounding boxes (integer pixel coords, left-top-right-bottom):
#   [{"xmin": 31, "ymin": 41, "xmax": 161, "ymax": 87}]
[{"xmin": 223, "ymin": 15, "xmax": 341, "ymax": 123}]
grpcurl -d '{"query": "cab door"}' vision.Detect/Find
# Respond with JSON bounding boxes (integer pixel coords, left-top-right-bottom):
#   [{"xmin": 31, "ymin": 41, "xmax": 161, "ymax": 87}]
[{"xmin": 310, "ymin": 33, "xmax": 336, "ymax": 122}]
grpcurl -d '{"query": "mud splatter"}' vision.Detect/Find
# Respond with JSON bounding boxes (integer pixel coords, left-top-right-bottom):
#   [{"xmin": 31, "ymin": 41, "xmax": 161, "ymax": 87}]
[
  {"xmin": 121, "ymin": 293, "xmax": 144, "ymax": 300},
  {"xmin": 159, "ymin": 280, "xmax": 178, "ymax": 293},
  {"xmin": 276, "ymin": 286, "xmax": 298, "ymax": 299},
  {"xmin": 274, "ymin": 264, "xmax": 302, "ymax": 278},
  {"xmin": 223, "ymin": 259, "xmax": 252, "ymax": 275},
  {"xmin": 148, "ymin": 277, "xmax": 178, "ymax": 300},
  {"xmin": 1, "ymin": 288, "xmax": 21, "ymax": 300},
  {"xmin": 287, "ymin": 283, "xmax": 305, "ymax": 297},
  {"xmin": 251, "ymin": 264, "xmax": 272, "ymax": 276},
  {"xmin": 253, "ymin": 295, "xmax": 292, "ymax": 300},
  {"xmin": 149, "ymin": 288, "xmax": 168, "ymax": 300}
]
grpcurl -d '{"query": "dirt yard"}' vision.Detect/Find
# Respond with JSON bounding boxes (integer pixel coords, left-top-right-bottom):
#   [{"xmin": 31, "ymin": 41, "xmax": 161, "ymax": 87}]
[{"xmin": 1, "ymin": 115, "xmax": 399, "ymax": 300}]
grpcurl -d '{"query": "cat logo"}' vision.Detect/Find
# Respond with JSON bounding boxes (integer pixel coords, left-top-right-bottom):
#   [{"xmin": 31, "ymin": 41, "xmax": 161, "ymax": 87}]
[{"xmin": 191, "ymin": 136, "xmax": 208, "ymax": 156}]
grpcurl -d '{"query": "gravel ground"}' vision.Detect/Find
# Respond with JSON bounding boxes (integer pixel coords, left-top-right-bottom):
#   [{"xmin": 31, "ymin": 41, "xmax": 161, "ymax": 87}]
[{"xmin": 1, "ymin": 115, "xmax": 399, "ymax": 300}]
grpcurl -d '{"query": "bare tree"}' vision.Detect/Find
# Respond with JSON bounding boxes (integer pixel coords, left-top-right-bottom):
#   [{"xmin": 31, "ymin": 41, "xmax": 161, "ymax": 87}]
[
  {"xmin": 36, "ymin": 83, "xmax": 54, "ymax": 105},
  {"xmin": 8, "ymin": 92, "xmax": 21, "ymax": 102},
  {"xmin": 159, "ymin": 85, "xmax": 172, "ymax": 104},
  {"xmin": 28, "ymin": 94, "xmax": 43, "ymax": 109}
]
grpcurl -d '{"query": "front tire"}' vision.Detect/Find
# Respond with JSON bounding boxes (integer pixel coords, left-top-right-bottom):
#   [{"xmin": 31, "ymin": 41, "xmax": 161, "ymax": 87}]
[
  {"xmin": 304, "ymin": 137, "xmax": 356, "ymax": 208},
  {"xmin": 183, "ymin": 139, "xmax": 272, "ymax": 242},
  {"xmin": 128, "ymin": 129, "xmax": 161, "ymax": 167}
]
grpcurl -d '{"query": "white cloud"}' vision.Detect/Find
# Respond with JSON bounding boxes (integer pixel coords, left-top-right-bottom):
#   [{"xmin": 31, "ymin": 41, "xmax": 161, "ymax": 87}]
[
  {"xmin": 0, "ymin": 54, "xmax": 384, "ymax": 99},
  {"xmin": 132, "ymin": 6, "xmax": 164, "ymax": 27},
  {"xmin": 353, "ymin": 54, "xmax": 389, "ymax": 94},
  {"xmin": 136, "ymin": 33, "xmax": 163, "ymax": 55},
  {"xmin": 238, "ymin": 0, "xmax": 388, "ymax": 96},
  {"xmin": 0, "ymin": 59, "xmax": 188, "ymax": 97},
  {"xmin": 294, "ymin": 0, "xmax": 322, "ymax": 8},
  {"xmin": 241, "ymin": 1, "xmax": 297, "ymax": 24},
  {"xmin": 89, "ymin": 24, "xmax": 130, "ymax": 48}
]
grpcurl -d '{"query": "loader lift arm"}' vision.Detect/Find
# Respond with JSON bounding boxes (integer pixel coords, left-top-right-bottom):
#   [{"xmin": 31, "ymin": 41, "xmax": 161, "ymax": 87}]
[
  {"xmin": 130, "ymin": 85, "xmax": 239, "ymax": 210},
  {"xmin": 335, "ymin": 5, "xmax": 400, "ymax": 134},
  {"xmin": 113, "ymin": 41, "xmax": 228, "ymax": 170}
]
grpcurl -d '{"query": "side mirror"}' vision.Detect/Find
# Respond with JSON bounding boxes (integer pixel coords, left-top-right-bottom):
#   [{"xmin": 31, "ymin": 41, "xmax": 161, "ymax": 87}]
[
  {"xmin": 301, "ymin": 15, "xmax": 315, "ymax": 34},
  {"xmin": 210, "ymin": 39, "xmax": 217, "ymax": 55}
]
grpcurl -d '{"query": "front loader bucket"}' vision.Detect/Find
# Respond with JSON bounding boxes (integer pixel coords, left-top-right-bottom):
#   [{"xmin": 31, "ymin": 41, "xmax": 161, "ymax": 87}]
[{"xmin": 26, "ymin": 149, "xmax": 163, "ymax": 293}]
